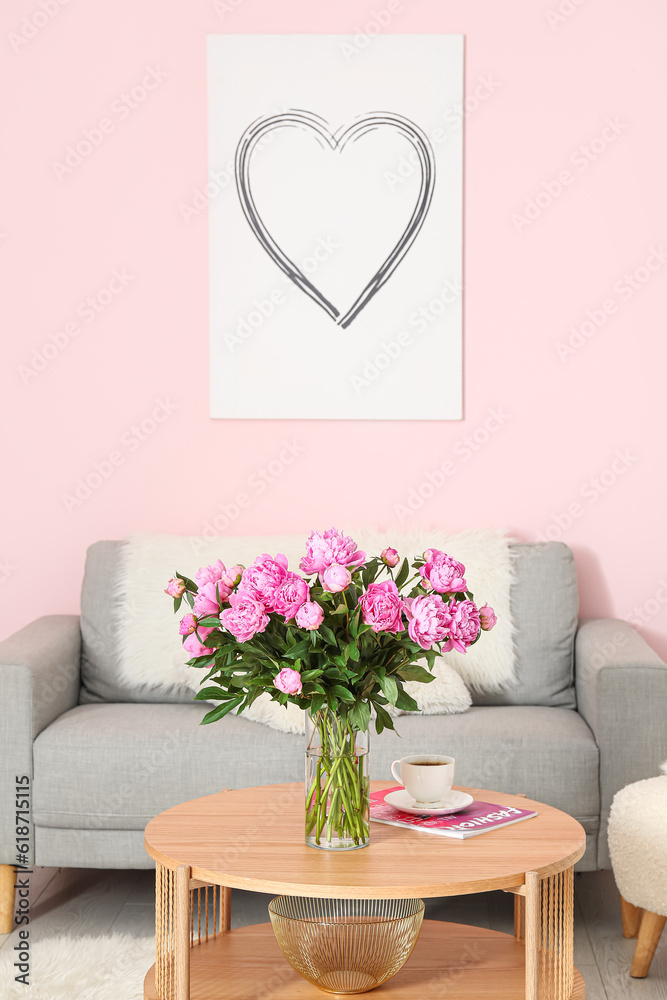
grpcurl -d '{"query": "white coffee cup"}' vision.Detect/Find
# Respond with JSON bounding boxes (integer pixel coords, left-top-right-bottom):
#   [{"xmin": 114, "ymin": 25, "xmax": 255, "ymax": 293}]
[{"xmin": 390, "ymin": 754, "xmax": 456, "ymax": 806}]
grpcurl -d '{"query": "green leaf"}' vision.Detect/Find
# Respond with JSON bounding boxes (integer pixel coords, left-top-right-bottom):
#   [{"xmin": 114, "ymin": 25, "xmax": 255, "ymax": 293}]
[
  {"xmin": 194, "ymin": 686, "xmax": 227, "ymax": 701},
  {"xmin": 381, "ymin": 674, "xmax": 399, "ymax": 705},
  {"xmin": 319, "ymin": 625, "xmax": 338, "ymax": 646},
  {"xmin": 184, "ymin": 592, "xmax": 194, "ymax": 609},
  {"xmin": 331, "ymin": 604, "xmax": 348, "ymax": 615},
  {"xmin": 309, "ymin": 693, "xmax": 326, "ymax": 714},
  {"xmin": 397, "ymin": 664, "xmax": 435, "ymax": 683},
  {"xmin": 283, "ymin": 641, "xmax": 310, "ymax": 660},
  {"xmin": 173, "ymin": 596, "xmax": 182, "ymax": 613},
  {"xmin": 185, "ymin": 655, "xmax": 215, "ymax": 668},
  {"xmin": 347, "ymin": 642, "xmax": 360, "ymax": 662},
  {"xmin": 395, "ymin": 557, "xmax": 410, "ymax": 590},
  {"xmin": 326, "ymin": 690, "xmax": 339, "ymax": 713},
  {"xmin": 395, "ymin": 688, "xmax": 419, "ymax": 712},
  {"xmin": 200, "ymin": 697, "xmax": 244, "ymax": 725},
  {"xmin": 349, "ymin": 700, "xmax": 371, "ymax": 732},
  {"xmin": 374, "ymin": 702, "xmax": 394, "ymax": 734},
  {"xmin": 197, "ymin": 616, "xmax": 222, "ymax": 627},
  {"xmin": 330, "ymin": 685, "xmax": 355, "ymax": 703}
]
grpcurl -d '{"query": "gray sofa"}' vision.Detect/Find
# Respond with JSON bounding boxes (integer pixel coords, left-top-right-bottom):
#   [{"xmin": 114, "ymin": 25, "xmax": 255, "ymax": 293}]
[{"xmin": 1, "ymin": 539, "xmax": 666, "ymax": 883}]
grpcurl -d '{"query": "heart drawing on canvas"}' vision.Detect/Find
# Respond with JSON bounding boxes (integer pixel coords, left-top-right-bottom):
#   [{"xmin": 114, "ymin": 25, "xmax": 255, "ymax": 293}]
[{"xmin": 235, "ymin": 111, "xmax": 436, "ymax": 328}]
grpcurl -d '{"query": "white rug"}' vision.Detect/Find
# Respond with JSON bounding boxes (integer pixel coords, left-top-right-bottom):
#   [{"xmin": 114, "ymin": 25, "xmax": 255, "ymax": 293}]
[
  {"xmin": 115, "ymin": 529, "xmax": 516, "ymax": 732},
  {"xmin": 0, "ymin": 933, "xmax": 153, "ymax": 999}
]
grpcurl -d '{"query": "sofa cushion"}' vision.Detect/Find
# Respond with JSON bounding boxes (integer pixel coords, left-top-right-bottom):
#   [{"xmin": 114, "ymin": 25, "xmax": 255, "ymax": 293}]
[
  {"xmin": 472, "ymin": 542, "xmax": 578, "ymax": 709},
  {"xmin": 33, "ymin": 702, "xmax": 599, "ymax": 832},
  {"xmin": 80, "ymin": 541, "xmax": 191, "ymax": 704}
]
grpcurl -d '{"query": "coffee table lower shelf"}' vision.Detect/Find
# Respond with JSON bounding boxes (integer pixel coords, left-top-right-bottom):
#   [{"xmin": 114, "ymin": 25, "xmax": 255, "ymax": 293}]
[{"xmin": 143, "ymin": 919, "xmax": 585, "ymax": 999}]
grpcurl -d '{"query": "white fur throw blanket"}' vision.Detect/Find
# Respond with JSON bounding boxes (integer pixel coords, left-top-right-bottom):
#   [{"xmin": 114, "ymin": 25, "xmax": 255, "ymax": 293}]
[{"xmin": 116, "ymin": 530, "xmax": 515, "ymax": 733}]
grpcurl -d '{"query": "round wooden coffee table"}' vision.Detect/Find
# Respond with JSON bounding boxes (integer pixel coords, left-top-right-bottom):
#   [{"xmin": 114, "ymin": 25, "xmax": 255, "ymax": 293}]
[{"xmin": 143, "ymin": 782, "xmax": 586, "ymax": 999}]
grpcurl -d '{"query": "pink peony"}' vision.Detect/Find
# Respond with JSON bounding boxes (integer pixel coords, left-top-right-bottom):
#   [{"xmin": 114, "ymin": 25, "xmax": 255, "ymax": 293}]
[
  {"xmin": 183, "ymin": 626, "xmax": 214, "ymax": 659},
  {"xmin": 295, "ymin": 601, "xmax": 324, "ymax": 630},
  {"xmin": 193, "ymin": 581, "xmax": 222, "ymax": 617},
  {"xmin": 358, "ymin": 581, "xmax": 405, "ymax": 634},
  {"xmin": 195, "ymin": 560, "xmax": 227, "ymax": 589},
  {"xmin": 381, "ymin": 547, "xmax": 400, "ymax": 568},
  {"xmin": 220, "ymin": 592, "xmax": 270, "ymax": 642},
  {"xmin": 221, "ymin": 564, "xmax": 243, "ymax": 591},
  {"xmin": 178, "ymin": 613, "xmax": 198, "ymax": 636},
  {"xmin": 299, "ymin": 528, "xmax": 366, "ymax": 576},
  {"xmin": 479, "ymin": 604, "xmax": 497, "ymax": 631},
  {"xmin": 420, "ymin": 550, "xmax": 467, "ymax": 594},
  {"xmin": 404, "ymin": 594, "xmax": 453, "ymax": 650},
  {"xmin": 240, "ymin": 553, "xmax": 289, "ymax": 612},
  {"xmin": 443, "ymin": 599, "xmax": 481, "ymax": 654},
  {"xmin": 322, "ymin": 563, "xmax": 352, "ymax": 593},
  {"xmin": 274, "ymin": 667, "xmax": 303, "ymax": 695},
  {"xmin": 273, "ymin": 573, "xmax": 310, "ymax": 621},
  {"xmin": 165, "ymin": 577, "xmax": 186, "ymax": 598}
]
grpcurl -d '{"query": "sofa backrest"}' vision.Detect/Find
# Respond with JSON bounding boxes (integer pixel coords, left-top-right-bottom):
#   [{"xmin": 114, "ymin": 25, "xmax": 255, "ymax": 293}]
[{"xmin": 79, "ymin": 539, "xmax": 578, "ymax": 709}]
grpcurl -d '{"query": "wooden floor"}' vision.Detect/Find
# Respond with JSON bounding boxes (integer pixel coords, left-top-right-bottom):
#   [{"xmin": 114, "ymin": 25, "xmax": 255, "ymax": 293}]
[{"xmin": 0, "ymin": 867, "xmax": 665, "ymax": 998}]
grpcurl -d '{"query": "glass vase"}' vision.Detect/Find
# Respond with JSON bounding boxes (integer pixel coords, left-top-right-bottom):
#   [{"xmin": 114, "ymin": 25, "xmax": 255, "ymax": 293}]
[{"xmin": 305, "ymin": 706, "xmax": 370, "ymax": 851}]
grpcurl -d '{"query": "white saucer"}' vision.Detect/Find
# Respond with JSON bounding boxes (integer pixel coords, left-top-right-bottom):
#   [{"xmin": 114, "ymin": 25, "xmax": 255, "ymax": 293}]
[{"xmin": 384, "ymin": 788, "xmax": 474, "ymax": 816}]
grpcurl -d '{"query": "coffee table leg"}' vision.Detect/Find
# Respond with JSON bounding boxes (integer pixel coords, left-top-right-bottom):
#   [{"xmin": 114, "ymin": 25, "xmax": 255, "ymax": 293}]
[
  {"xmin": 524, "ymin": 867, "xmax": 576, "ymax": 999},
  {"xmin": 155, "ymin": 865, "xmax": 233, "ymax": 1000},
  {"xmin": 155, "ymin": 863, "xmax": 191, "ymax": 1000}
]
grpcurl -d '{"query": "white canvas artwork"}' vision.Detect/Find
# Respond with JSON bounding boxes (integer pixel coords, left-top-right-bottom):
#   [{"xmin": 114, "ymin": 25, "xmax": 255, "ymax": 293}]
[{"xmin": 208, "ymin": 34, "xmax": 463, "ymax": 420}]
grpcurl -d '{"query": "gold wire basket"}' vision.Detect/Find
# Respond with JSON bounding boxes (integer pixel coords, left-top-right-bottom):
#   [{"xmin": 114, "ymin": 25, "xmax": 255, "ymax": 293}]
[{"xmin": 268, "ymin": 895, "xmax": 425, "ymax": 994}]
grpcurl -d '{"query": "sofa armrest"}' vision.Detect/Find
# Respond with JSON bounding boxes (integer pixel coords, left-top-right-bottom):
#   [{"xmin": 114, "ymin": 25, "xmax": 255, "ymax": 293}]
[
  {"xmin": 0, "ymin": 616, "xmax": 81, "ymax": 865},
  {"xmin": 575, "ymin": 618, "xmax": 667, "ymax": 867}
]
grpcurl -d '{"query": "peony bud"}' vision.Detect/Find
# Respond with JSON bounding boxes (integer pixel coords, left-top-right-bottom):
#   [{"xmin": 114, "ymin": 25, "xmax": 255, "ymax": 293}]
[
  {"xmin": 479, "ymin": 604, "xmax": 498, "ymax": 631},
  {"xmin": 221, "ymin": 564, "xmax": 244, "ymax": 589},
  {"xmin": 295, "ymin": 601, "xmax": 325, "ymax": 630},
  {"xmin": 274, "ymin": 667, "xmax": 303, "ymax": 695},
  {"xmin": 178, "ymin": 613, "xmax": 198, "ymax": 636},
  {"xmin": 165, "ymin": 577, "xmax": 186, "ymax": 598},
  {"xmin": 381, "ymin": 547, "xmax": 400, "ymax": 568},
  {"xmin": 321, "ymin": 563, "xmax": 352, "ymax": 593}
]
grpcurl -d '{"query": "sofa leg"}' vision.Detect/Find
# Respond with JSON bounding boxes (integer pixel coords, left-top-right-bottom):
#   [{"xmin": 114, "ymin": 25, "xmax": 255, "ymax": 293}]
[
  {"xmin": 0, "ymin": 865, "xmax": 15, "ymax": 935},
  {"xmin": 630, "ymin": 910, "xmax": 667, "ymax": 978},
  {"xmin": 620, "ymin": 894, "xmax": 642, "ymax": 938}
]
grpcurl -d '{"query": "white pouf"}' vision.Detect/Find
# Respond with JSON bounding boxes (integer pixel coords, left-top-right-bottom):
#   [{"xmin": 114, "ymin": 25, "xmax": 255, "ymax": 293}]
[
  {"xmin": 608, "ymin": 776, "xmax": 667, "ymax": 916},
  {"xmin": 608, "ymin": 774, "xmax": 667, "ymax": 978}
]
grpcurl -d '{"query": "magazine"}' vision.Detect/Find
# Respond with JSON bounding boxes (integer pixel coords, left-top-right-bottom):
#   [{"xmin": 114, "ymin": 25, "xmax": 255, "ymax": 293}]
[{"xmin": 369, "ymin": 787, "xmax": 537, "ymax": 839}]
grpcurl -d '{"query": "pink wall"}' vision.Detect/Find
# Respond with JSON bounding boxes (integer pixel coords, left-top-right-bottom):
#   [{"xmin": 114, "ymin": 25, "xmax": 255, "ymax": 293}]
[{"xmin": 2, "ymin": 0, "xmax": 666, "ymax": 659}]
